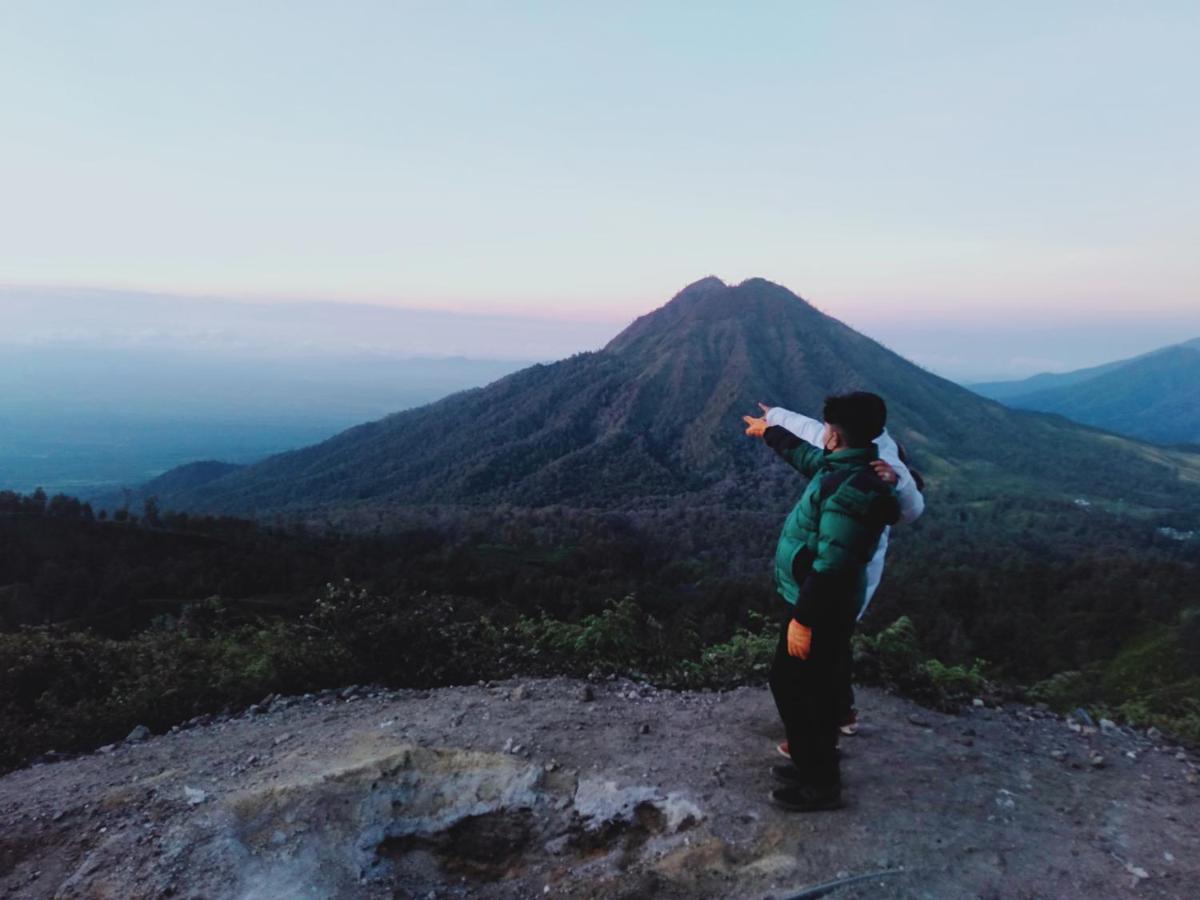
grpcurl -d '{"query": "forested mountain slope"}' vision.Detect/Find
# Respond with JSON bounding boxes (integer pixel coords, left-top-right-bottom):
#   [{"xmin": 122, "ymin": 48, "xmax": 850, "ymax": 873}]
[
  {"xmin": 151, "ymin": 277, "xmax": 1200, "ymax": 518},
  {"xmin": 974, "ymin": 342, "xmax": 1200, "ymax": 446}
]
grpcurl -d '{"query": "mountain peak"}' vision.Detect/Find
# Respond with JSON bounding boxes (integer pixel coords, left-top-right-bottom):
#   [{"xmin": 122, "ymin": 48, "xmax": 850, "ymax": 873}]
[
  {"xmin": 678, "ymin": 275, "xmax": 728, "ymax": 293},
  {"xmin": 670, "ymin": 275, "xmax": 811, "ymax": 307},
  {"xmin": 604, "ymin": 275, "xmax": 822, "ymax": 356}
]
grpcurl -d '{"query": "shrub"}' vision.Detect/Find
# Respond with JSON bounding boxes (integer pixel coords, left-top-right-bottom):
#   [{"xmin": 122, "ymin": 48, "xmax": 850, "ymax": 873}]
[
  {"xmin": 1027, "ymin": 669, "xmax": 1097, "ymax": 710},
  {"xmin": 510, "ymin": 595, "xmax": 682, "ymax": 676},
  {"xmin": 1027, "ymin": 613, "xmax": 1200, "ymax": 745},
  {"xmin": 0, "ymin": 595, "xmax": 1010, "ymax": 773},
  {"xmin": 922, "ymin": 657, "xmax": 988, "ymax": 703},
  {"xmin": 300, "ymin": 580, "xmax": 505, "ymax": 687},
  {"xmin": 676, "ymin": 611, "xmax": 775, "ymax": 687},
  {"xmin": 854, "ymin": 616, "xmax": 990, "ymax": 710}
]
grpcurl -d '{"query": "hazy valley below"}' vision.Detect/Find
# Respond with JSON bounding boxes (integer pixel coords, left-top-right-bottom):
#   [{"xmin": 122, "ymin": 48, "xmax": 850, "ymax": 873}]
[{"xmin": 0, "ymin": 345, "xmax": 532, "ymax": 496}]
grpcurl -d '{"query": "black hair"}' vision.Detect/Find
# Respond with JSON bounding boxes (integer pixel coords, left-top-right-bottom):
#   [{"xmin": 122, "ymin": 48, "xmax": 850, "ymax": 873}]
[{"xmin": 823, "ymin": 392, "xmax": 887, "ymax": 449}]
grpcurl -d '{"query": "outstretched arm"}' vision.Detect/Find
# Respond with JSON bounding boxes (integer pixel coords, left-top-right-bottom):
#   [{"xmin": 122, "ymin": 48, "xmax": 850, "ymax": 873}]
[
  {"xmin": 744, "ymin": 412, "xmax": 824, "ymax": 478},
  {"xmin": 756, "ymin": 403, "xmax": 911, "ymax": 501},
  {"xmin": 763, "ymin": 425, "xmax": 824, "ymax": 477},
  {"xmin": 761, "ymin": 403, "xmax": 825, "ymax": 447}
]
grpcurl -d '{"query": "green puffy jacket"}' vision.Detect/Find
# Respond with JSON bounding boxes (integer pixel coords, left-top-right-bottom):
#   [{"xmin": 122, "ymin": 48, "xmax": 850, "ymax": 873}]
[{"xmin": 764, "ymin": 425, "xmax": 901, "ymax": 625}]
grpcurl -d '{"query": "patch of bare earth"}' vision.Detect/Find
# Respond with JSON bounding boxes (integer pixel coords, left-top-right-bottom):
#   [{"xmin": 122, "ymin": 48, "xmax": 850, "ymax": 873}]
[{"xmin": 1, "ymin": 678, "xmax": 1198, "ymax": 898}]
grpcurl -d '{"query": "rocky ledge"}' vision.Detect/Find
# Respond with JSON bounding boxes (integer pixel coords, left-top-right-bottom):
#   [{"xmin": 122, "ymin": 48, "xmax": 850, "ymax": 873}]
[{"xmin": 1, "ymin": 678, "xmax": 1198, "ymax": 898}]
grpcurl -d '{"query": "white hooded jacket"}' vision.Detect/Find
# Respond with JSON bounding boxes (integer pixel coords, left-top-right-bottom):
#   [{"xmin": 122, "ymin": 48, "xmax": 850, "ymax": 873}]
[{"xmin": 764, "ymin": 406, "xmax": 924, "ymax": 619}]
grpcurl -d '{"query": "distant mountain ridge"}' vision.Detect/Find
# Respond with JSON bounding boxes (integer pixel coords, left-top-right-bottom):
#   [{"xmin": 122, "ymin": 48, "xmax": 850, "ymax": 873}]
[
  {"xmin": 144, "ymin": 277, "xmax": 1200, "ymax": 518},
  {"xmin": 971, "ymin": 338, "xmax": 1200, "ymax": 445},
  {"xmin": 92, "ymin": 461, "xmax": 245, "ymax": 513},
  {"xmin": 969, "ymin": 359, "xmax": 1132, "ymax": 402}
]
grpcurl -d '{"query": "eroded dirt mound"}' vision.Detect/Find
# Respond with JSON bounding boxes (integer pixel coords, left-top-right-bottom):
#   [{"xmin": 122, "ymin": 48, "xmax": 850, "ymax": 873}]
[{"xmin": 1, "ymin": 678, "xmax": 1198, "ymax": 898}]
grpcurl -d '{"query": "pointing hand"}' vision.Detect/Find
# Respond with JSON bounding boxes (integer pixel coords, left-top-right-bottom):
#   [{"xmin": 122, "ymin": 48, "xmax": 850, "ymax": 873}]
[{"xmin": 743, "ymin": 415, "xmax": 768, "ymax": 438}]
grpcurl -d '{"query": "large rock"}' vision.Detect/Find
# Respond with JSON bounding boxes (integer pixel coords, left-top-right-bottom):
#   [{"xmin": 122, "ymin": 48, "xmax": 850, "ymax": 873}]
[
  {"xmin": 204, "ymin": 744, "xmax": 706, "ymax": 895},
  {"xmin": 574, "ymin": 777, "xmax": 702, "ymax": 834},
  {"xmin": 125, "ymin": 725, "xmax": 151, "ymax": 743}
]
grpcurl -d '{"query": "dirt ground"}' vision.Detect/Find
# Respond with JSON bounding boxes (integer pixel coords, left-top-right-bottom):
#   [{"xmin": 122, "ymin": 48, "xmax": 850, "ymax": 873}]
[{"xmin": 2, "ymin": 677, "xmax": 1198, "ymax": 899}]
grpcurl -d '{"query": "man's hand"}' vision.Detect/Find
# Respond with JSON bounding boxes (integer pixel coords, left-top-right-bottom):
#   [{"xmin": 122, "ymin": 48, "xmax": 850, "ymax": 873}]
[
  {"xmin": 742, "ymin": 402, "xmax": 776, "ymax": 437},
  {"xmin": 787, "ymin": 620, "xmax": 812, "ymax": 659},
  {"xmin": 871, "ymin": 459, "xmax": 898, "ymax": 485},
  {"xmin": 743, "ymin": 414, "xmax": 768, "ymax": 438}
]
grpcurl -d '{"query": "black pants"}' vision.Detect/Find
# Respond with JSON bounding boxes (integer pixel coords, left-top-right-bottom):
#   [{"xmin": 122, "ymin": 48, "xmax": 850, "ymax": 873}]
[{"xmin": 769, "ymin": 599, "xmax": 857, "ymax": 787}]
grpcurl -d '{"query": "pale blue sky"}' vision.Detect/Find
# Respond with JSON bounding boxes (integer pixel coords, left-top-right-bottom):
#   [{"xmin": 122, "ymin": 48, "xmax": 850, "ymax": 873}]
[{"xmin": 2, "ymin": 2, "xmax": 1198, "ymax": 370}]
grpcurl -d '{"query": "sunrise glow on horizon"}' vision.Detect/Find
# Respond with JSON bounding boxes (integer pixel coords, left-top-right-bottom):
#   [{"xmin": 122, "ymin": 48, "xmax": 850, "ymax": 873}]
[{"xmin": 2, "ymin": 2, "xmax": 1199, "ymax": 376}]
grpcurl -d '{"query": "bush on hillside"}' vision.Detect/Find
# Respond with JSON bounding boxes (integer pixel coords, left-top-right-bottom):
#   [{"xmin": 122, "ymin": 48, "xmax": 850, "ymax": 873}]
[
  {"xmin": 854, "ymin": 616, "xmax": 989, "ymax": 710},
  {"xmin": 0, "ymin": 596, "xmax": 1018, "ymax": 774},
  {"xmin": 1027, "ymin": 610, "xmax": 1200, "ymax": 743},
  {"xmin": 509, "ymin": 595, "xmax": 685, "ymax": 677},
  {"xmin": 678, "ymin": 611, "xmax": 776, "ymax": 686}
]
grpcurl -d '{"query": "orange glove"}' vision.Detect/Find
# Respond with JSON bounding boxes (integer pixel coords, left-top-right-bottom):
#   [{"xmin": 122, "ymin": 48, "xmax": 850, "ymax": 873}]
[
  {"xmin": 787, "ymin": 620, "xmax": 812, "ymax": 659},
  {"xmin": 743, "ymin": 414, "xmax": 768, "ymax": 437}
]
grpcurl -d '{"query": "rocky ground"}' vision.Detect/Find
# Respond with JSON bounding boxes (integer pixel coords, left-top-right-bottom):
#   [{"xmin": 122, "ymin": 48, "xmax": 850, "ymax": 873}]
[{"xmin": 1, "ymin": 677, "xmax": 1198, "ymax": 899}]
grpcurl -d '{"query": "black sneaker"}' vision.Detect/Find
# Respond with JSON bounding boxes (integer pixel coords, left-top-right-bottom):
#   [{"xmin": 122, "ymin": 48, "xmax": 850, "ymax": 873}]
[
  {"xmin": 769, "ymin": 782, "xmax": 843, "ymax": 812},
  {"xmin": 771, "ymin": 764, "xmax": 806, "ymax": 785}
]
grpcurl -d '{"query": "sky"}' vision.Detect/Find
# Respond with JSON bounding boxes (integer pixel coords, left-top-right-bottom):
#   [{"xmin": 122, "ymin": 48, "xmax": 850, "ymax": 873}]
[{"xmin": 2, "ymin": 1, "xmax": 1198, "ymax": 380}]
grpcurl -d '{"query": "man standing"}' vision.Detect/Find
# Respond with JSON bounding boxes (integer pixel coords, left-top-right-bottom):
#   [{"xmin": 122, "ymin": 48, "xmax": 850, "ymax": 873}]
[
  {"xmin": 744, "ymin": 392, "xmax": 901, "ymax": 811},
  {"xmin": 757, "ymin": 402, "xmax": 924, "ymax": 620},
  {"xmin": 754, "ymin": 401, "xmax": 925, "ymax": 739}
]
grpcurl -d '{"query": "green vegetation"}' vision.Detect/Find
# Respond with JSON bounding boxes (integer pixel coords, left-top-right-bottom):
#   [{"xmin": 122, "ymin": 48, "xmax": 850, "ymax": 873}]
[
  {"xmin": 682, "ymin": 613, "xmax": 777, "ymax": 685},
  {"xmin": 0, "ymin": 585, "xmax": 990, "ymax": 772},
  {"xmin": 853, "ymin": 616, "xmax": 989, "ymax": 711},
  {"xmin": 3, "ymin": 476, "xmax": 1199, "ymax": 771},
  {"xmin": 1029, "ymin": 609, "xmax": 1200, "ymax": 742}
]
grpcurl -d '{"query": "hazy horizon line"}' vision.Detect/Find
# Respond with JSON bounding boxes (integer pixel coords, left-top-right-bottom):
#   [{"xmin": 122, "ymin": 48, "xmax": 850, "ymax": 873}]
[
  {"xmin": 5, "ymin": 279, "xmax": 1199, "ymax": 384},
  {"xmin": 0, "ymin": 280, "xmax": 634, "ymax": 325}
]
